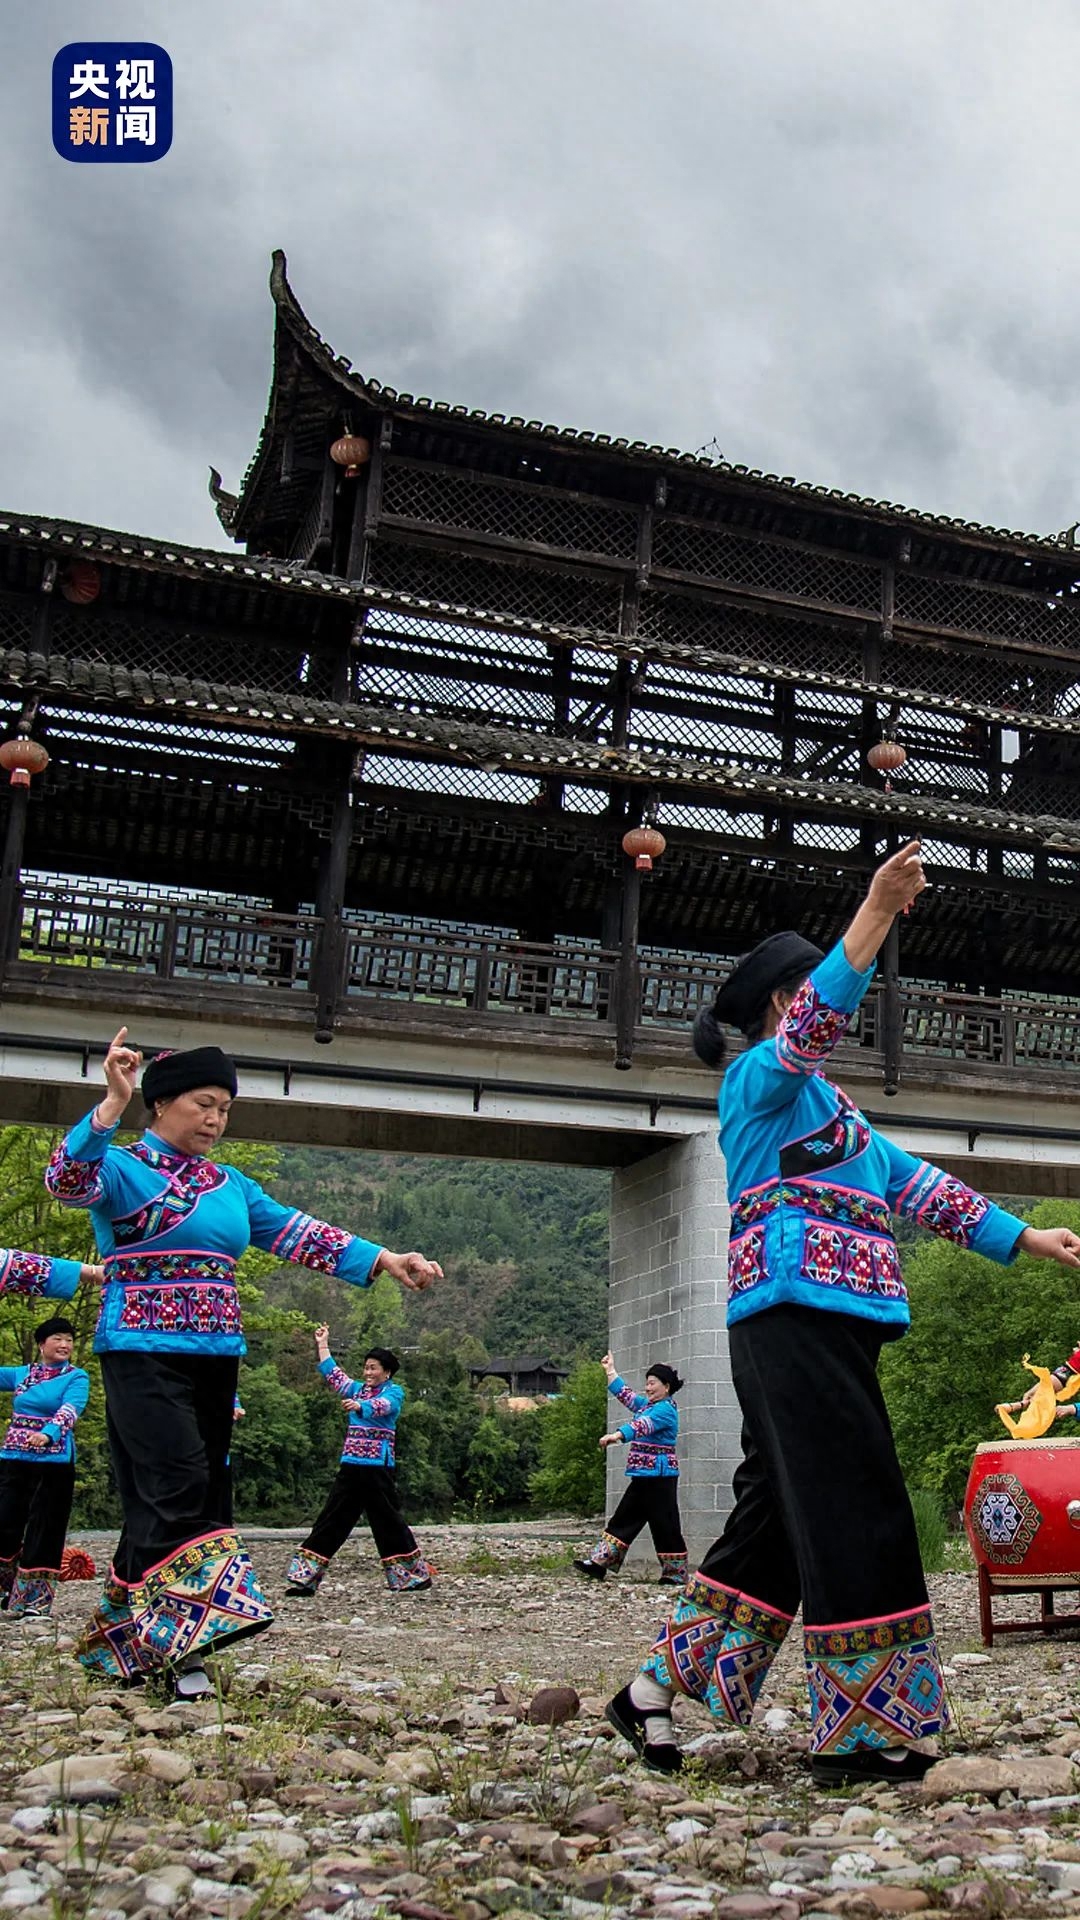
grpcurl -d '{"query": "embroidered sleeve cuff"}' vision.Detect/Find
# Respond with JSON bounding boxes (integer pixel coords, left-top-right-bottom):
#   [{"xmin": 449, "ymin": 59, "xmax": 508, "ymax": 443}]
[
  {"xmin": 972, "ymin": 1203, "xmax": 1028, "ymax": 1266},
  {"xmin": 48, "ymin": 1258, "xmax": 83, "ymax": 1301}
]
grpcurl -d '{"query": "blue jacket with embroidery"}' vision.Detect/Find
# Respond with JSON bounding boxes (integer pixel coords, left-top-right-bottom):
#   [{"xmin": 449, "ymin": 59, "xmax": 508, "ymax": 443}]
[
  {"xmin": 319, "ymin": 1354, "xmax": 404, "ymax": 1468},
  {"xmin": 609, "ymin": 1375, "xmax": 679, "ymax": 1477},
  {"xmin": 45, "ymin": 1110, "xmax": 383, "ymax": 1357},
  {"xmin": 0, "ymin": 1361, "xmax": 90, "ymax": 1464},
  {"xmin": 722, "ymin": 941, "xmax": 1027, "ymax": 1333},
  {"xmin": 0, "ymin": 1249, "xmax": 82, "ymax": 1305}
]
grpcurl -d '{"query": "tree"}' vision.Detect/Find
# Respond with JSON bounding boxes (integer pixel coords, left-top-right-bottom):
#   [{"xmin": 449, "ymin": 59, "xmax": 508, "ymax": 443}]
[{"xmin": 530, "ymin": 1360, "xmax": 608, "ymax": 1514}]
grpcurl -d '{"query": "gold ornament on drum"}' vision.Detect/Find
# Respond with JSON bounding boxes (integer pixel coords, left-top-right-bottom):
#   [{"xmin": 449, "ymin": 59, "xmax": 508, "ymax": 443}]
[{"xmin": 995, "ymin": 1354, "xmax": 1080, "ymax": 1439}]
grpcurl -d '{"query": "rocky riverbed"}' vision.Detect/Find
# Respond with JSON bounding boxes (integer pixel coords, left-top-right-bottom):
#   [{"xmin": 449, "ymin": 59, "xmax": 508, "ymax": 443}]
[{"xmin": 4, "ymin": 1523, "xmax": 1080, "ymax": 1920}]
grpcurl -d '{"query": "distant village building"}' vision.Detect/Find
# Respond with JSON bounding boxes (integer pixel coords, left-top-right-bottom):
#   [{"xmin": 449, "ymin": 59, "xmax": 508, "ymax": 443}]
[{"xmin": 469, "ymin": 1356, "xmax": 568, "ymax": 1398}]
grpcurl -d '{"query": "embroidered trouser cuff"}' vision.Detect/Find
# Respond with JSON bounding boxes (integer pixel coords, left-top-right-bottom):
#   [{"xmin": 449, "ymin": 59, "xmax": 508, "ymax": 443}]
[
  {"xmin": 286, "ymin": 1548, "xmax": 329, "ymax": 1593},
  {"xmin": 382, "ymin": 1547, "xmax": 431, "ymax": 1591},
  {"xmin": 804, "ymin": 1603, "xmax": 948, "ymax": 1754},
  {"xmin": 586, "ymin": 1531, "xmax": 628, "ymax": 1571},
  {"xmin": 8, "ymin": 1568, "xmax": 58, "ymax": 1617},
  {"xmin": 131, "ymin": 1528, "xmax": 273, "ymax": 1664},
  {"xmin": 644, "ymin": 1572, "xmax": 794, "ymax": 1725},
  {"xmin": 657, "ymin": 1550, "xmax": 689, "ymax": 1586},
  {"xmin": 77, "ymin": 1567, "xmax": 154, "ymax": 1683}
]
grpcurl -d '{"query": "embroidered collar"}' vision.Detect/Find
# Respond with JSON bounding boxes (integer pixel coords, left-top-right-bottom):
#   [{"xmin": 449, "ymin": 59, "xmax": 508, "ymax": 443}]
[
  {"xmin": 26, "ymin": 1361, "xmax": 73, "ymax": 1384},
  {"xmin": 131, "ymin": 1130, "xmax": 196, "ymax": 1168}
]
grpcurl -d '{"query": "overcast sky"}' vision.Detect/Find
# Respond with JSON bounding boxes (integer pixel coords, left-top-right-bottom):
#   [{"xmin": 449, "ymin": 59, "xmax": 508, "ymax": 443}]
[{"xmin": 3, "ymin": 3, "xmax": 1078, "ymax": 556}]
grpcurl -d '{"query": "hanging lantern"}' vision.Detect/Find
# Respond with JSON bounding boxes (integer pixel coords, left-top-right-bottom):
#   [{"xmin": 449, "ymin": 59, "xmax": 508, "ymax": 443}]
[
  {"xmin": 0, "ymin": 738, "xmax": 50, "ymax": 788},
  {"xmin": 867, "ymin": 738, "xmax": 907, "ymax": 793},
  {"xmin": 329, "ymin": 433, "xmax": 372, "ymax": 479},
  {"xmin": 60, "ymin": 560, "xmax": 100, "ymax": 605},
  {"xmin": 622, "ymin": 824, "xmax": 667, "ymax": 872}
]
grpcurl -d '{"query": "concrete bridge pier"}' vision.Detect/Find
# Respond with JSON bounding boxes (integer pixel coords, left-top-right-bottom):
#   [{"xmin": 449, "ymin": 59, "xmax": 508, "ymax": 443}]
[{"xmin": 607, "ymin": 1131, "xmax": 738, "ymax": 1566}]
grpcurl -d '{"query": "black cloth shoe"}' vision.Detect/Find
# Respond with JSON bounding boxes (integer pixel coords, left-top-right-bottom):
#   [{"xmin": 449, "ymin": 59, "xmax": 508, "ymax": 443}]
[
  {"xmin": 811, "ymin": 1746, "xmax": 936, "ymax": 1787},
  {"xmin": 284, "ymin": 1585, "xmax": 318, "ymax": 1599},
  {"xmin": 574, "ymin": 1559, "xmax": 607, "ymax": 1580},
  {"xmin": 605, "ymin": 1684, "xmax": 682, "ymax": 1774}
]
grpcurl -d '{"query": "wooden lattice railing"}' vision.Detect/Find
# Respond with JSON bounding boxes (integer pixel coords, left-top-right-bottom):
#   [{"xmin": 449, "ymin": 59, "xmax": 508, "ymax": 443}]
[{"xmin": 7, "ymin": 881, "xmax": 1080, "ymax": 1070}]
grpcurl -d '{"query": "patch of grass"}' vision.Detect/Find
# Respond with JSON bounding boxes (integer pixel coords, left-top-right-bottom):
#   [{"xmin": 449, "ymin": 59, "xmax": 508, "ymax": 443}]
[{"xmin": 909, "ymin": 1486, "xmax": 949, "ymax": 1573}]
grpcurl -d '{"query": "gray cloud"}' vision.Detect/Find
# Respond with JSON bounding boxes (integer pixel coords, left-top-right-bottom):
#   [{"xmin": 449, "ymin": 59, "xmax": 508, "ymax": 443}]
[{"xmin": 2, "ymin": 0, "xmax": 1079, "ymax": 551}]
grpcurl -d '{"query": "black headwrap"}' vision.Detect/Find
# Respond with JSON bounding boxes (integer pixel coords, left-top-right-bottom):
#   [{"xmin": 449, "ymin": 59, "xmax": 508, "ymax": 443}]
[
  {"xmin": 646, "ymin": 1361, "xmax": 683, "ymax": 1395},
  {"xmin": 693, "ymin": 932, "xmax": 824, "ymax": 1068},
  {"xmin": 366, "ymin": 1346, "xmax": 400, "ymax": 1377},
  {"xmin": 142, "ymin": 1046, "xmax": 238, "ymax": 1109},
  {"xmin": 34, "ymin": 1316, "xmax": 75, "ymax": 1344}
]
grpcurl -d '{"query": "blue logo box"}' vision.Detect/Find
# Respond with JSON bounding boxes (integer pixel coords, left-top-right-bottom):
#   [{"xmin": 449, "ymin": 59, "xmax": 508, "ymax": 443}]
[{"xmin": 53, "ymin": 43, "xmax": 172, "ymax": 163}]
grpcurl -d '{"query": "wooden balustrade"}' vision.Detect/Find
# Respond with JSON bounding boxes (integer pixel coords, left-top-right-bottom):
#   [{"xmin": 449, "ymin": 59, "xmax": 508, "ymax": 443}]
[{"xmin": 6, "ymin": 882, "xmax": 1080, "ymax": 1072}]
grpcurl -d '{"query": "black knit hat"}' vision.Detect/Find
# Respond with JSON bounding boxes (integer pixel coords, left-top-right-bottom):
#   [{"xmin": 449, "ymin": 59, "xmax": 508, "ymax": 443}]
[
  {"xmin": 34, "ymin": 1316, "xmax": 75, "ymax": 1344},
  {"xmin": 142, "ymin": 1046, "xmax": 238, "ymax": 1110},
  {"xmin": 646, "ymin": 1361, "xmax": 683, "ymax": 1395},
  {"xmin": 693, "ymin": 932, "xmax": 824, "ymax": 1067},
  {"xmin": 366, "ymin": 1346, "xmax": 400, "ymax": 1377}
]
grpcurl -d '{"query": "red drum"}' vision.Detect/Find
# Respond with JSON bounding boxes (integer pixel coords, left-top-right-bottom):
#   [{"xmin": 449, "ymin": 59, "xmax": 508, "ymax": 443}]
[{"xmin": 964, "ymin": 1437, "xmax": 1080, "ymax": 1644}]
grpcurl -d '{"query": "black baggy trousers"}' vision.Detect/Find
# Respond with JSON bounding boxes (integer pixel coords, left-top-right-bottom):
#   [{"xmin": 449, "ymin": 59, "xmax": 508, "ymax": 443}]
[
  {"xmin": 606, "ymin": 1476, "xmax": 686, "ymax": 1554},
  {"xmin": 0, "ymin": 1458, "xmax": 76, "ymax": 1573},
  {"xmin": 699, "ymin": 1303, "xmax": 928, "ymax": 1624},
  {"xmin": 302, "ymin": 1464, "xmax": 418, "ymax": 1563},
  {"xmin": 100, "ymin": 1352, "xmax": 238, "ymax": 1585}
]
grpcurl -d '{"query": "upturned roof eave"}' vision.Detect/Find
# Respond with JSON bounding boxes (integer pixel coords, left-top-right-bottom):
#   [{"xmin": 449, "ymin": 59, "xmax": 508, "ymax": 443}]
[{"xmin": 221, "ymin": 249, "xmax": 1080, "ymax": 572}]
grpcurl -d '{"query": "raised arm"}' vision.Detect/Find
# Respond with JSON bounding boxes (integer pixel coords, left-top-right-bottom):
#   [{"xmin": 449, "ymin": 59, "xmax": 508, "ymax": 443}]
[
  {"xmin": 733, "ymin": 843, "xmax": 927, "ymax": 1113},
  {"xmin": 45, "ymin": 1027, "xmax": 141, "ymax": 1208},
  {"xmin": 314, "ymin": 1323, "xmax": 362, "ymax": 1400}
]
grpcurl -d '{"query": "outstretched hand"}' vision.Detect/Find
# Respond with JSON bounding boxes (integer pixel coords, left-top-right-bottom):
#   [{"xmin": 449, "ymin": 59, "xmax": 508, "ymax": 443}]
[
  {"xmin": 598, "ymin": 1432, "xmax": 620, "ymax": 1450},
  {"xmin": 376, "ymin": 1250, "xmax": 444, "ymax": 1292},
  {"xmin": 1018, "ymin": 1226, "xmax": 1080, "ymax": 1269},
  {"xmin": 600, "ymin": 1349, "xmax": 617, "ymax": 1381}
]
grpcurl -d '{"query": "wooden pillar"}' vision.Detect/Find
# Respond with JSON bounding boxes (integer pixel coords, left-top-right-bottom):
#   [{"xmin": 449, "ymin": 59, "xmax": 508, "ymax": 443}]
[
  {"xmin": 346, "ymin": 416, "xmax": 390, "ymax": 583},
  {"xmin": 614, "ymin": 852, "xmax": 643, "ymax": 1072},
  {"xmin": 882, "ymin": 915, "xmax": 903, "ymax": 1097},
  {"xmin": 0, "ymin": 576, "xmax": 52, "ymax": 979},
  {"xmin": 313, "ymin": 744, "xmax": 355, "ymax": 1044}
]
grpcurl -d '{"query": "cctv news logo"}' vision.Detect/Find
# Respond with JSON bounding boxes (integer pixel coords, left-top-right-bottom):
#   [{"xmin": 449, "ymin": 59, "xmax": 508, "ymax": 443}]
[{"xmin": 52, "ymin": 44, "xmax": 173, "ymax": 163}]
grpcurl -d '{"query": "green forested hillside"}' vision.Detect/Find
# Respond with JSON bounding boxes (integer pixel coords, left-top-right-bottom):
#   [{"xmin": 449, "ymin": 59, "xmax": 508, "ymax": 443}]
[{"xmin": 263, "ymin": 1148, "xmax": 610, "ymax": 1361}]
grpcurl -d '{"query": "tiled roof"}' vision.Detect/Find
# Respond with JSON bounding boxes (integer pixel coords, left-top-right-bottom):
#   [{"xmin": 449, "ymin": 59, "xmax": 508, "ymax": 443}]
[
  {"xmin": 0, "ymin": 633, "xmax": 1076, "ymax": 851},
  {"xmin": 3, "ymin": 510, "xmax": 1078, "ymax": 743},
  {"xmin": 242, "ymin": 249, "xmax": 1080, "ymax": 562}
]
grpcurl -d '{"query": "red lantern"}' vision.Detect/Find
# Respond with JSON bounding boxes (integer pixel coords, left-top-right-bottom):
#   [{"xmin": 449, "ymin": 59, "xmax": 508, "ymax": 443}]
[
  {"xmin": 0, "ymin": 738, "xmax": 49, "ymax": 788},
  {"xmin": 867, "ymin": 738, "xmax": 907, "ymax": 792},
  {"xmin": 329, "ymin": 434, "xmax": 372, "ymax": 479},
  {"xmin": 60, "ymin": 561, "xmax": 101, "ymax": 605},
  {"xmin": 622, "ymin": 825, "xmax": 667, "ymax": 872}
]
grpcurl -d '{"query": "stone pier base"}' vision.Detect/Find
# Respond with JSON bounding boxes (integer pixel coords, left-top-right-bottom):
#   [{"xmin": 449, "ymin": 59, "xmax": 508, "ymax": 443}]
[{"xmin": 607, "ymin": 1131, "xmax": 737, "ymax": 1564}]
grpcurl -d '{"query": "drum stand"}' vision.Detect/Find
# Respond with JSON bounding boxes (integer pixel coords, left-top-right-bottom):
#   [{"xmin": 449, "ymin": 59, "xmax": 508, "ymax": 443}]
[{"xmin": 978, "ymin": 1564, "xmax": 1080, "ymax": 1646}]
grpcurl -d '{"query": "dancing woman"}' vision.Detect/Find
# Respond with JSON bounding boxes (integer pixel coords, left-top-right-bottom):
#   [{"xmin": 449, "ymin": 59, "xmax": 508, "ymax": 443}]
[
  {"xmin": 45, "ymin": 1032, "xmax": 442, "ymax": 1693},
  {"xmin": 286, "ymin": 1326, "xmax": 431, "ymax": 1596},
  {"xmin": 605, "ymin": 842, "xmax": 1080, "ymax": 1783},
  {"xmin": 575, "ymin": 1351, "xmax": 686, "ymax": 1585},
  {"xmin": 0, "ymin": 1315, "xmax": 89, "ymax": 1618}
]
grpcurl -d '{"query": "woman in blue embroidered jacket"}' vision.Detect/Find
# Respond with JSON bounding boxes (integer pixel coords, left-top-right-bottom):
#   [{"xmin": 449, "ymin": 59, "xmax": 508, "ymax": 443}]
[
  {"xmin": 45, "ymin": 1031, "xmax": 443, "ymax": 1694},
  {"xmin": 606, "ymin": 842, "xmax": 1080, "ymax": 1783},
  {"xmin": 575, "ymin": 1352, "xmax": 686, "ymax": 1586},
  {"xmin": 0, "ymin": 1315, "xmax": 90, "ymax": 1619},
  {"xmin": 286, "ymin": 1327, "xmax": 431, "ymax": 1596}
]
